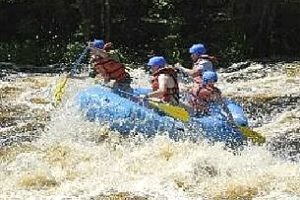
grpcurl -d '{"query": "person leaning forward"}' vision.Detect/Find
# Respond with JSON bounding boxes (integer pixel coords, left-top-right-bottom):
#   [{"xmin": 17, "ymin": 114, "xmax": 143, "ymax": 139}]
[{"xmin": 88, "ymin": 39, "xmax": 132, "ymax": 94}]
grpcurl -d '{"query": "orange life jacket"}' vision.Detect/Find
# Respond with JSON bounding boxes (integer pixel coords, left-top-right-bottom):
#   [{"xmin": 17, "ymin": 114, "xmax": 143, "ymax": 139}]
[
  {"xmin": 192, "ymin": 75, "xmax": 202, "ymax": 85},
  {"xmin": 93, "ymin": 57, "xmax": 127, "ymax": 82},
  {"xmin": 151, "ymin": 67, "xmax": 179, "ymax": 104},
  {"xmin": 189, "ymin": 85, "xmax": 221, "ymax": 112}
]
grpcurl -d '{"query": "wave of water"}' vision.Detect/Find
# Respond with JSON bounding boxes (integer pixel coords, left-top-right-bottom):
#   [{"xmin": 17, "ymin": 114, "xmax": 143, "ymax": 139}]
[{"xmin": 0, "ymin": 63, "xmax": 300, "ymax": 199}]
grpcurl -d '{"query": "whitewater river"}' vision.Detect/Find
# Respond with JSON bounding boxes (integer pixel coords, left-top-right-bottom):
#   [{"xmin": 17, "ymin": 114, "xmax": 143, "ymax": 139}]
[{"xmin": 0, "ymin": 62, "xmax": 299, "ymax": 199}]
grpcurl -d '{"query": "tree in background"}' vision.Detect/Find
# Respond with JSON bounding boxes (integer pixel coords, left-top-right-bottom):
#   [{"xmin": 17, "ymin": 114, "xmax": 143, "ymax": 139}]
[{"xmin": 0, "ymin": 0, "xmax": 299, "ymax": 67}]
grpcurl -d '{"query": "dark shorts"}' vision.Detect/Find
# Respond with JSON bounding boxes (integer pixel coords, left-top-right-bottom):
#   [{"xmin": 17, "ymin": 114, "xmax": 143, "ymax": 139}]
[{"xmin": 112, "ymin": 74, "xmax": 133, "ymax": 97}]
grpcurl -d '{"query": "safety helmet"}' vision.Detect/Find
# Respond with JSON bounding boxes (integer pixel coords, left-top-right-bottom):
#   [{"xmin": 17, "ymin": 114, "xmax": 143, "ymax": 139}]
[
  {"xmin": 189, "ymin": 43, "xmax": 206, "ymax": 55},
  {"xmin": 147, "ymin": 56, "xmax": 166, "ymax": 68},
  {"xmin": 234, "ymin": 116, "xmax": 249, "ymax": 127},
  {"xmin": 202, "ymin": 71, "xmax": 218, "ymax": 85},
  {"xmin": 92, "ymin": 39, "xmax": 105, "ymax": 49}
]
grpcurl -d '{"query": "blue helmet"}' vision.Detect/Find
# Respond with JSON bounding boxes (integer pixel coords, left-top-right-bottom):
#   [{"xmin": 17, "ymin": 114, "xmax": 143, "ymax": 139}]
[
  {"xmin": 147, "ymin": 56, "xmax": 166, "ymax": 68},
  {"xmin": 203, "ymin": 71, "xmax": 218, "ymax": 85},
  {"xmin": 92, "ymin": 39, "xmax": 105, "ymax": 49},
  {"xmin": 189, "ymin": 43, "xmax": 206, "ymax": 55},
  {"xmin": 234, "ymin": 115, "xmax": 249, "ymax": 127}
]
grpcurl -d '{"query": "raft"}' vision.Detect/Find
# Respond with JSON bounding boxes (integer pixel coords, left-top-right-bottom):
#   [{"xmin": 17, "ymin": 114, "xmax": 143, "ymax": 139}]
[{"xmin": 75, "ymin": 85, "xmax": 247, "ymax": 147}]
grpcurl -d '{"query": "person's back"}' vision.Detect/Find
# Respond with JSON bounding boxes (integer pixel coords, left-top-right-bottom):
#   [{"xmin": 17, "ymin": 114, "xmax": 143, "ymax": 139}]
[
  {"xmin": 93, "ymin": 56, "xmax": 127, "ymax": 82},
  {"xmin": 89, "ymin": 39, "xmax": 132, "ymax": 93}
]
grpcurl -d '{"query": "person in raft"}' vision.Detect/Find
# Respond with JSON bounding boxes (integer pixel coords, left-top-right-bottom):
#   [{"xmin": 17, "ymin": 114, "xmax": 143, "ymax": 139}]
[
  {"xmin": 174, "ymin": 43, "xmax": 217, "ymax": 91},
  {"xmin": 88, "ymin": 39, "xmax": 132, "ymax": 94},
  {"xmin": 185, "ymin": 71, "xmax": 234, "ymax": 121},
  {"xmin": 141, "ymin": 56, "xmax": 180, "ymax": 105}
]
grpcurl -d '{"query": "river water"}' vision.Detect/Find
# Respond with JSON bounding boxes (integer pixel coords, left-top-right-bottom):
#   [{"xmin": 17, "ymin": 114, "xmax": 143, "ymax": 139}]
[{"xmin": 0, "ymin": 62, "xmax": 299, "ymax": 199}]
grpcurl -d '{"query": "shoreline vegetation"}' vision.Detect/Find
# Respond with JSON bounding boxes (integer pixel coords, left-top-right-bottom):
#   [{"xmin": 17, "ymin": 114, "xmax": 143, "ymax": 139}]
[{"xmin": 1, "ymin": 1, "xmax": 300, "ymax": 68}]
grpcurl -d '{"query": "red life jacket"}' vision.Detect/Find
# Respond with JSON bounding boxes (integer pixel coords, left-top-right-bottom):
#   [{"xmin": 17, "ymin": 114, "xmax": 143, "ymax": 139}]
[
  {"xmin": 151, "ymin": 67, "xmax": 179, "ymax": 104},
  {"xmin": 189, "ymin": 85, "xmax": 221, "ymax": 112},
  {"xmin": 192, "ymin": 74, "xmax": 202, "ymax": 85},
  {"xmin": 93, "ymin": 57, "xmax": 127, "ymax": 82}
]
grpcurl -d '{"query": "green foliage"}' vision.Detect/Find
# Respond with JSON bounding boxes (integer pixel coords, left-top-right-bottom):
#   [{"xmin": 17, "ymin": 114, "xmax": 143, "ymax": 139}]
[
  {"xmin": 61, "ymin": 42, "xmax": 87, "ymax": 63},
  {"xmin": 0, "ymin": 0, "xmax": 300, "ymax": 68},
  {"xmin": 0, "ymin": 42, "xmax": 17, "ymax": 63},
  {"xmin": 218, "ymin": 33, "xmax": 248, "ymax": 67}
]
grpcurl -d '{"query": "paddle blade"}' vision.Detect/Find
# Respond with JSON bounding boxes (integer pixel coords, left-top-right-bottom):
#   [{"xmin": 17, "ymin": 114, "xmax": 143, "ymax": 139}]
[
  {"xmin": 148, "ymin": 101, "xmax": 190, "ymax": 122},
  {"xmin": 54, "ymin": 75, "xmax": 68, "ymax": 105},
  {"xmin": 239, "ymin": 126, "xmax": 266, "ymax": 145}
]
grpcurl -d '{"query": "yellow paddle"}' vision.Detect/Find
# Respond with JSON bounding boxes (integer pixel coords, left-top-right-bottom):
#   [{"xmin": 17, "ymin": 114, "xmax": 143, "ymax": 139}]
[
  {"xmin": 148, "ymin": 97, "xmax": 265, "ymax": 144},
  {"xmin": 54, "ymin": 74, "xmax": 69, "ymax": 104},
  {"xmin": 115, "ymin": 89, "xmax": 190, "ymax": 122},
  {"xmin": 111, "ymin": 88, "xmax": 265, "ymax": 144},
  {"xmin": 54, "ymin": 47, "xmax": 89, "ymax": 105},
  {"xmin": 238, "ymin": 126, "xmax": 266, "ymax": 145},
  {"xmin": 148, "ymin": 101, "xmax": 190, "ymax": 122},
  {"xmin": 174, "ymin": 68, "xmax": 266, "ymax": 144}
]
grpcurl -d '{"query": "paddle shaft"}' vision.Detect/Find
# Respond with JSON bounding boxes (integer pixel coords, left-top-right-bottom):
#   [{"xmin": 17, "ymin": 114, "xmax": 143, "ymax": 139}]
[
  {"xmin": 115, "ymin": 88, "xmax": 189, "ymax": 121},
  {"xmin": 116, "ymin": 89, "xmax": 139, "ymax": 98},
  {"xmin": 70, "ymin": 47, "xmax": 89, "ymax": 77},
  {"xmin": 54, "ymin": 47, "xmax": 89, "ymax": 104}
]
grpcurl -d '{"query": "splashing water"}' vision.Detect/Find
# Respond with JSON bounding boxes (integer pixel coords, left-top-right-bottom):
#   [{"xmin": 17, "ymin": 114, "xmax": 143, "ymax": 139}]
[{"xmin": 1, "ymin": 63, "xmax": 300, "ymax": 199}]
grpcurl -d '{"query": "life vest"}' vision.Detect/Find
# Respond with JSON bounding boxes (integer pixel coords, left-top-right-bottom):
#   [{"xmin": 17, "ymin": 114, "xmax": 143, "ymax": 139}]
[
  {"xmin": 93, "ymin": 57, "xmax": 127, "ymax": 82},
  {"xmin": 151, "ymin": 67, "xmax": 180, "ymax": 104},
  {"xmin": 192, "ymin": 58, "xmax": 215, "ymax": 84},
  {"xmin": 200, "ymin": 55, "xmax": 218, "ymax": 64},
  {"xmin": 189, "ymin": 85, "xmax": 221, "ymax": 113},
  {"xmin": 192, "ymin": 75, "xmax": 202, "ymax": 85}
]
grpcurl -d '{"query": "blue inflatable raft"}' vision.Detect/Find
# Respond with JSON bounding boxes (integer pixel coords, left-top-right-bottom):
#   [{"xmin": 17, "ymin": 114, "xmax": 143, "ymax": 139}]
[{"xmin": 75, "ymin": 85, "xmax": 248, "ymax": 147}]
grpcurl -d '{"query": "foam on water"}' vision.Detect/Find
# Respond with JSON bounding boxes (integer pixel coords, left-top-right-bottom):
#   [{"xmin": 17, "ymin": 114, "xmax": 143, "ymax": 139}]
[{"xmin": 1, "ymin": 64, "xmax": 300, "ymax": 199}]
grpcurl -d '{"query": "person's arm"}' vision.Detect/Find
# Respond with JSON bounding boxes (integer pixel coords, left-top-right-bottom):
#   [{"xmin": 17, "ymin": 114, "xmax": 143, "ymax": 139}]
[
  {"xmin": 174, "ymin": 63, "xmax": 197, "ymax": 76},
  {"xmin": 174, "ymin": 63, "xmax": 203, "ymax": 78},
  {"xmin": 90, "ymin": 48, "xmax": 109, "ymax": 58},
  {"xmin": 146, "ymin": 74, "xmax": 168, "ymax": 99},
  {"xmin": 103, "ymin": 42, "xmax": 113, "ymax": 51}
]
